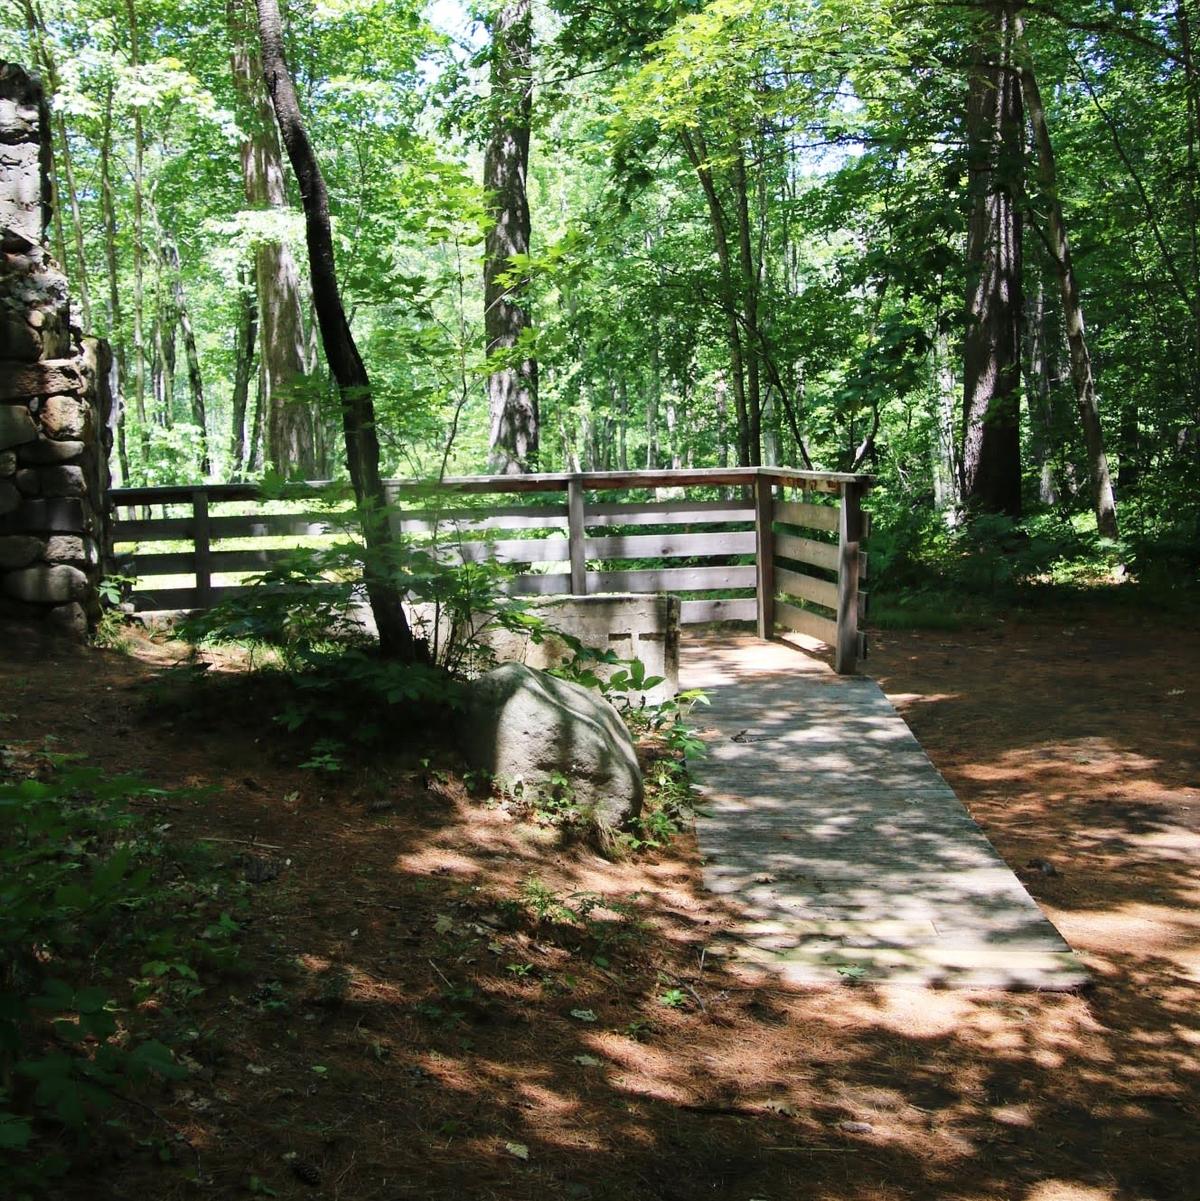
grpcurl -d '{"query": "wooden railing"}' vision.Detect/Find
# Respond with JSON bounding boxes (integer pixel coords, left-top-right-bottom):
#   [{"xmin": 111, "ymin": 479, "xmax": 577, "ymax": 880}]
[{"xmin": 109, "ymin": 466, "xmax": 871, "ymax": 673}]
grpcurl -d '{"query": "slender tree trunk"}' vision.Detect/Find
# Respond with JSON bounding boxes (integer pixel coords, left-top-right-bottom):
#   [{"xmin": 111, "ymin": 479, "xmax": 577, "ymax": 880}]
[
  {"xmin": 647, "ymin": 333, "xmax": 660, "ymax": 469},
  {"xmin": 932, "ymin": 331, "xmax": 962, "ymax": 512},
  {"xmin": 1018, "ymin": 33, "xmax": 1119, "ymax": 537},
  {"xmin": 230, "ymin": 267, "xmax": 258, "ymax": 480},
  {"xmin": 53, "ymin": 111, "xmax": 91, "ymax": 327},
  {"xmin": 126, "ymin": 0, "xmax": 149, "ymax": 463},
  {"xmin": 961, "ymin": 2, "xmax": 1024, "ymax": 518},
  {"xmin": 715, "ymin": 370, "xmax": 730, "ymax": 468},
  {"xmin": 100, "ymin": 83, "xmax": 130, "ymax": 485},
  {"xmin": 249, "ymin": 368, "xmax": 265, "ymax": 472},
  {"xmin": 151, "ymin": 247, "xmax": 176, "ymax": 430},
  {"xmin": 255, "ymin": 0, "xmax": 415, "ymax": 659},
  {"xmin": 163, "ymin": 239, "xmax": 210, "ymax": 474},
  {"xmin": 229, "ymin": 0, "xmax": 316, "ymax": 479},
  {"xmin": 1022, "ymin": 275, "xmax": 1060, "ymax": 505},
  {"xmin": 680, "ymin": 130, "xmax": 752, "ymax": 466},
  {"xmin": 483, "ymin": 0, "xmax": 538, "ymax": 473},
  {"xmin": 616, "ymin": 377, "xmax": 628, "ymax": 470},
  {"xmin": 732, "ymin": 149, "xmax": 763, "ymax": 465}
]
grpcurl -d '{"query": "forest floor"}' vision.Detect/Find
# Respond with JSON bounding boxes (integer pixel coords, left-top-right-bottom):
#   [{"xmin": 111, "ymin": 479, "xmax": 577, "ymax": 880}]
[{"xmin": 3, "ymin": 603, "xmax": 1198, "ymax": 1201}]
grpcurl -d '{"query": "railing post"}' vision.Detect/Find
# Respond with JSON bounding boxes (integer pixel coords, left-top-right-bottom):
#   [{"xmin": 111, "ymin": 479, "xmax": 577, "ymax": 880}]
[
  {"xmin": 193, "ymin": 488, "xmax": 212, "ymax": 611},
  {"xmin": 567, "ymin": 475, "xmax": 587, "ymax": 595},
  {"xmin": 754, "ymin": 471, "xmax": 775, "ymax": 639},
  {"xmin": 835, "ymin": 480, "xmax": 862, "ymax": 674}
]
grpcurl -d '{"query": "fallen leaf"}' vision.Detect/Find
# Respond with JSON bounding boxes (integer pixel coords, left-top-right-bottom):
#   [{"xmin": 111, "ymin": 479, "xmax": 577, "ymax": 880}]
[
  {"xmin": 505, "ymin": 1141, "xmax": 530, "ymax": 1160},
  {"xmin": 572, "ymin": 1054, "xmax": 602, "ymax": 1066},
  {"xmin": 570, "ymin": 1009, "xmax": 598, "ymax": 1022}
]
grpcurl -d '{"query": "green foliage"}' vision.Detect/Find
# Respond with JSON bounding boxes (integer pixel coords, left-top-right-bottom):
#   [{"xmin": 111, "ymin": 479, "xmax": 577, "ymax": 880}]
[
  {"xmin": 518, "ymin": 877, "xmax": 646, "ymax": 963},
  {"xmin": 0, "ymin": 760, "xmax": 239, "ymax": 1195}
]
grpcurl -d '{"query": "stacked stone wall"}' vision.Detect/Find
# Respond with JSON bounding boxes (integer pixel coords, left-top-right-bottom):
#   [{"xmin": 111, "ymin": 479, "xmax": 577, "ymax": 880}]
[{"xmin": 0, "ymin": 62, "xmax": 111, "ymax": 639}]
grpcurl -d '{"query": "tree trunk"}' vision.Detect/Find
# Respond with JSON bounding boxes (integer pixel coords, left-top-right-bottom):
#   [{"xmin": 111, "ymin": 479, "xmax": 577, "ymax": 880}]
[
  {"xmin": 229, "ymin": 0, "xmax": 316, "ymax": 479},
  {"xmin": 647, "ymin": 331, "xmax": 660, "ymax": 469},
  {"xmin": 961, "ymin": 2, "xmax": 1024, "ymax": 519},
  {"xmin": 932, "ymin": 332, "xmax": 961, "ymax": 512},
  {"xmin": 483, "ymin": 0, "xmax": 538, "ymax": 474},
  {"xmin": 1022, "ymin": 274, "xmax": 1060, "ymax": 505},
  {"xmin": 732, "ymin": 149, "xmax": 763, "ymax": 466},
  {"xmin": 126, "ymin": 0, "xmax": 149, "ymax": 464},
  {"xmin": 255, "ymin": 0, "xmax": 415, "ymax": 660},
  {"xmin": 681, "ymin": 131, "xmax": 752, "ymax": 466},
  {"xmin": 617, "ymin": 377, "xmax": 628, "ymax": 470},
  {"xmin": 230, "ymin": 267, "xmax": 259, "ymax": 480},
  {"xmin": 1018, "ymin": 32, "xmax": 1119, "ymax": 537},
  {"xmin": 163, "ymin": 239, "xmax": 210, "ymax": 474},
  {"xmin": 100, "ymin": 82, "xmax": 130, "ymax": 485}
]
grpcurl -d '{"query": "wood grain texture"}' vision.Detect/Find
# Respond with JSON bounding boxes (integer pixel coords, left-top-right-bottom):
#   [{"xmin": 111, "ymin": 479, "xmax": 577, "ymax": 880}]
[{"xmin": 683, "ymin": 634, "xmax": 1089, "ymax": 990}]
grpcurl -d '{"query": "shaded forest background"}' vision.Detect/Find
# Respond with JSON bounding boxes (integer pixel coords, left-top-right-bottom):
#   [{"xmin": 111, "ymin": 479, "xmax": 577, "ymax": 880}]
[{"xmin": 4, "ymin": 0, "xmax": 1199, "ymax": 596}]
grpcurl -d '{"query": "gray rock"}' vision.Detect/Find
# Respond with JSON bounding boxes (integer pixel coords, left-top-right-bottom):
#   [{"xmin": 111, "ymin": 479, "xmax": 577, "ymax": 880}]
[
  {"xmin": 44, "ymin": 600, "xmax": 88, "ymax": 640},
  {"xmin": 0, "ymin": 534, "xmax": 42, "ymax": 569},
  {"xmin": 3, "ymin": 563, "xmax": 89, "ymax": 604},
  {"xmin": 0, "ymin": 479, "xmax": 19, "ymax": 515},
  {"xmin": 38, "ymin": 464, "xmax": 84, "ymax": 497},
  {"xmin": 460, "ymin": 662, "xmax": 643, "ymax": 831},
  {"xmin": 18, "ymin": 436, "xmax": 83, "ymax": 464},
  {"xmin": 45, "ymin": 534, "xmax": 96, "ymax": 567},
  {"xmin": 15, "ymin": 467, "xmax": 39, "ymax": 495},
  {"xmin": 0, "ymin": 404, "xmax": 37, "ymax": 450}
]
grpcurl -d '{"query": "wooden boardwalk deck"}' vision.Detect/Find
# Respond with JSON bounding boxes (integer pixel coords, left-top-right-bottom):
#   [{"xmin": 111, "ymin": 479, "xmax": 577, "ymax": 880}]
[{"xmin": 683, "ymin": 635, "xmax": 1088, "ymax": 989}]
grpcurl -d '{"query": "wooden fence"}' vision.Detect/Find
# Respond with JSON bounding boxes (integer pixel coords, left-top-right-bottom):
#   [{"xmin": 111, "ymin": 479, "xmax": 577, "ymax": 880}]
[{"xmin": 109, "ymin": 466, "xmax": 871, "ymax": 673}]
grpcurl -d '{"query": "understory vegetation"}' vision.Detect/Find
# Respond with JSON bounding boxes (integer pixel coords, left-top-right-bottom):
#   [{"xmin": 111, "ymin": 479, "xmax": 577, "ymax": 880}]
[{"xmin": 2, "ymin": 0, "xmax": 1198, "ymax": 598}]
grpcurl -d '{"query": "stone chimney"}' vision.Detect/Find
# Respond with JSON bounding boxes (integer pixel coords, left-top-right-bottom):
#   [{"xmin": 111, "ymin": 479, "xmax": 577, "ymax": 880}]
[{"xmin": 0, "ymin": 61, "xmax": 112, "ymax": 640}]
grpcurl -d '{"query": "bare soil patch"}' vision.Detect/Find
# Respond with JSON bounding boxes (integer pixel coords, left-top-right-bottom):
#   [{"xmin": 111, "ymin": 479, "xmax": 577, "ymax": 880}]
[{"xmin": 2, "ymin": 608, "xmax": 1197, "ymax": 1201}]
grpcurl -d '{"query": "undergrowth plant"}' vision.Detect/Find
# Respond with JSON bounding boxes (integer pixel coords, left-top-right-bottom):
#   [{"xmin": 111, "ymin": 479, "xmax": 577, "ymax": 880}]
[{"xmin": 0, "ymin": 756, "xmax": 242, "ymax": 1196}]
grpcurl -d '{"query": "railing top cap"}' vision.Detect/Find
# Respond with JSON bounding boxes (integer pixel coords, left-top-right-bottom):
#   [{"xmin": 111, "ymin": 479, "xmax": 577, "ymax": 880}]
[{"xmin": 111, "ymin": 466, "xmax": 873, "ymax": 503}]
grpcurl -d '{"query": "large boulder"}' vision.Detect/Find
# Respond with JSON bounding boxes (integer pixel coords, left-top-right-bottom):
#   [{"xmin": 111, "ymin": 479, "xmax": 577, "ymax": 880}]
[{"xmin": 460, "ymin": 662, "xmax": 643, "ymax": 831}]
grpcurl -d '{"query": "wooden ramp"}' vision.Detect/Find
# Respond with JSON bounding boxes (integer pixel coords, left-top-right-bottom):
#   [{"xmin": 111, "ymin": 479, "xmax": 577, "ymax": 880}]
[{"xmin": 683, "ymin": 635, "xmax": 1088, "ymax": 990}]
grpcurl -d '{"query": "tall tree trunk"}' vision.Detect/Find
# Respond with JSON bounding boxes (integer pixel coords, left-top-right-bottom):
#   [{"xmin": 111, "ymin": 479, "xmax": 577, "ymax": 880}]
[
  {"xmin": 151, "ymin": 247, "xmax": 176, "ymax": 430},
  {"xmin": 163, "ymin": 239, "xmax": 210, "ymax": 474},
  {"xmin": 255, "ymin": 0, "xmax": 415, "ymax": 660},
  {"xmin": 961, "ymin": 2, "xmax": 1024, "ymax": 518},
  {"xmin": 616, "ymin": 377, "xmax": 628, "ymax": 470},
  {"xmin": 932, "ymin": 331, "xmax": 962, "ymax": 512},
  {"xmin": 229, "ymin": 0, "xmax": 316, "ymax": 479},
  {"xmin": 249, "ymin": 369, "xmax": 265, "ymax": 473},
  {"xmin": 483, "ymin": 0, "xmax": 538, "ymax": 474},
  {"xmin": 1022, "ymin": 275, "xmax": 1060, "ymax": 506},
  {"xmin": 126, "ymin": 0, "xmax": 149, "ymax": 466},
  {"xmin": 230, "ymin": 267, "xmax": 259, "ymax": 480},
  {"xmin": 647, "ymin": 332, "xmax": 660, "ymax": 469},
  {"xmin": 732, "ymin": 149, "xmax": 763, "ymax": 466},
  {"xmin": 1018, "ymin": 33, "xmax": 1119, "ymax": 537},
  {"xmin": 680, "ymin": 130, "xmax": 752, "ymax": 465},
  {"xmin": 100, "ymin": 83, "xmax": 130, "ymax": 485}
]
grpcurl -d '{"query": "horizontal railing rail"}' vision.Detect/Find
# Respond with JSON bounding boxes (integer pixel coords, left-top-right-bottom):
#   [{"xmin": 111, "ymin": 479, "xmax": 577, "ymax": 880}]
[{"xmin": 108, "ymin": 466, "xmax": 872, "ymax": 672}]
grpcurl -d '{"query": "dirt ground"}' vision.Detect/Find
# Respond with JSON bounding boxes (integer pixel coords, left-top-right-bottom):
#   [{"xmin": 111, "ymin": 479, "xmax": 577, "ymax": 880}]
[{"xmin": 2, "ymin": 606, "xmax": 1198, "ymax": 1201}]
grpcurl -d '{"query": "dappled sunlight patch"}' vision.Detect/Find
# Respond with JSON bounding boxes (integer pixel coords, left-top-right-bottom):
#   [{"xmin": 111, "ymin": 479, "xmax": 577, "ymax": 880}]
[{"xmin": 1024, "ymin": 1182, "xmax": 1116, "ymax": 1201}]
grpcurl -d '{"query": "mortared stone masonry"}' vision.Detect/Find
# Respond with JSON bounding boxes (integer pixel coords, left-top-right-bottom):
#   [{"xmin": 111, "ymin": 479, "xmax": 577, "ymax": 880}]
[{"xmin": 0, "ymin": 62, "xmax": 112, "ymax": 639}]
